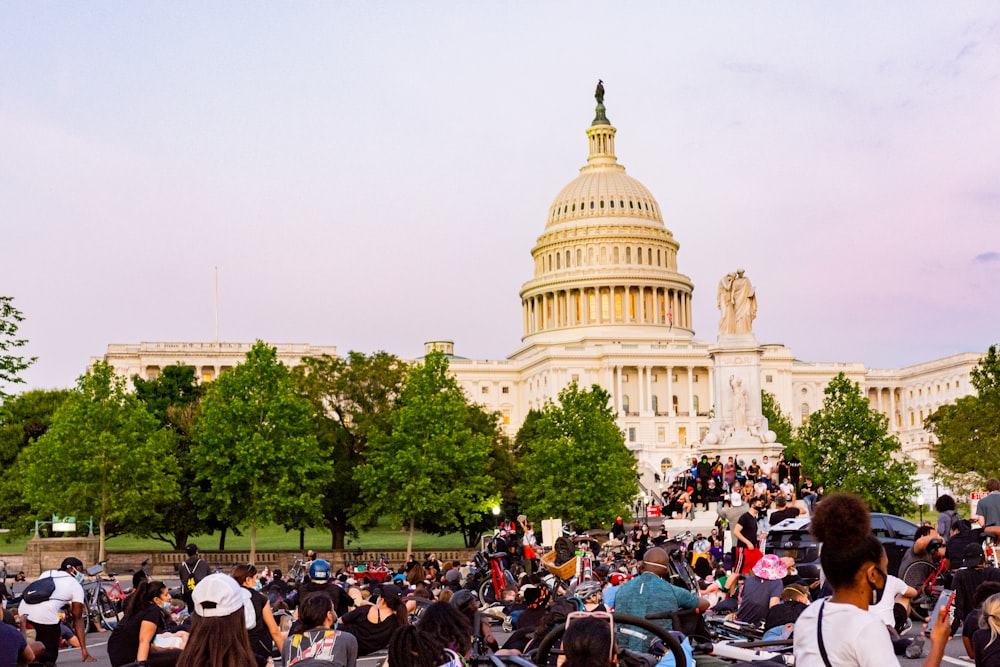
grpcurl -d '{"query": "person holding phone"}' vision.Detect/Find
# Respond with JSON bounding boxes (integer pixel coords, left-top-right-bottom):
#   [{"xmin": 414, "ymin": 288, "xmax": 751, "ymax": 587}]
[{"xmin": 792, "ymin": 493, "xmax": 950, "ymax": 666}]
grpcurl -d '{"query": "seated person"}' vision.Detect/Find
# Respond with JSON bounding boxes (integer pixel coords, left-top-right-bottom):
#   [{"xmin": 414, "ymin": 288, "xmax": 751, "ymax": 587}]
[
  {"xmin": 108, "ymin": 580, "xmax": 187, "ymax": 667},
  {"xmin": 338, "ymin": 583, "xmax": 407, "ymax": 655},
  {"xmin": 963, "ymin": 581, "xmax": 1000, "ymax": 659},
  {"xmin": 562, "ymin": 615, "xmax": 616, "ymax": 667},
  {"xmin": 762, "ymin": 583, "xmax": 809, "ymax": 640},
  {"xmin": 283, "ymin": 594, "xmax": 356, "ymax": 667},
  {"xmin": 735, "ymin": 555, "xmax": 785, "ymax": 626}
]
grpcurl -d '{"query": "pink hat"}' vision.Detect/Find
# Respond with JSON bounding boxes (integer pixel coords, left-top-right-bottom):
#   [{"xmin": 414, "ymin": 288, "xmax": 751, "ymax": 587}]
[{"xmin": 751, "ymin": 554, "xmax": 788, "ymax": 581}]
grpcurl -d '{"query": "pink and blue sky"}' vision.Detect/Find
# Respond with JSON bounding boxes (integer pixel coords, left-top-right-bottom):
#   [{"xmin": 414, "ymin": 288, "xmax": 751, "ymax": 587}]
[{"xmin": 2, "ymin": 3, "xmax": 999, "ymax": 391}]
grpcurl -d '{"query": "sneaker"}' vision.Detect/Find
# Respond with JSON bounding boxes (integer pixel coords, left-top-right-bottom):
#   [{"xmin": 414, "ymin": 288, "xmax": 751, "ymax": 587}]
[
  {"xmin": 900, "ymin": 618, "xmax": 913, "ymax": 635},
  {"xmin": 905, "ymin": 635, "xmax": 925, "ymax": 658}
]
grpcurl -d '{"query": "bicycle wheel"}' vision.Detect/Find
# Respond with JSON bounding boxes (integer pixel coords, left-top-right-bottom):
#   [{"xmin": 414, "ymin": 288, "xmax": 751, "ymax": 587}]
[
  {"xmin": 97, "ymin": 590, "xmax": 122, "ymax": 630},
  {"xmin": 902, "ymin": 561, "xmax": 937, "ymax": 620},
  {"xmin": 479, "ymin": 579, "xmax": 497, "ymax": 604}
]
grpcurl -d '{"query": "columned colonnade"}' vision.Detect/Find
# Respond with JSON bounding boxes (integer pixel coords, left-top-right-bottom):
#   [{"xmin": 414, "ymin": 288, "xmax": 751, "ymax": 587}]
[{"xmin": 523, "ymin": 284, "xmax": 692, "ymax": 334}]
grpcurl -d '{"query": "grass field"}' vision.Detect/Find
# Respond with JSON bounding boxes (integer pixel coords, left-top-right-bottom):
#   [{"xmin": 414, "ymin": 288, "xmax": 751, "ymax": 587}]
[{"xmin": 0, "ymin": 518, "xmax": 468, "ymax": 553}]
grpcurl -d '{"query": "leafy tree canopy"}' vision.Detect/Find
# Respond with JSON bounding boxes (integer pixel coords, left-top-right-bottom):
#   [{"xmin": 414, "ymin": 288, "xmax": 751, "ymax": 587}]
[
  {"xmin": 357, "ymin": 351, "xmax": 498, "ymax": 554},
  {"xmin": 192, "ymin": 341, "xmax": 326, "ymax": 562},
  {"xmin": 796, "ymin": 373, "xmax": 916, "ymax": 515},
  {"xmin": 761, "ymin": 390, "xmax": 794, "ymax": 446},
  {"xmin": 929, "ymin": 344, "xmax": 1000, "ymax": 486},
  {"xmin": 293, "ymin": 350, "xmax": 408, "ymax": 548},
  {"xmin": 0, "ymin": 297, "xmax": 37, "ymax": 399},
  {"xmin": 23, "ymin": 362, "xmax": 178, "ymax": 559},
  {"xmin": 132, "ymin": 364, "xmax": 211, "ymax": 549},
  {"xmin": 133, "ymin": 364, "xmax": 204, "ymax": 426},
  {"xmin": 0, "ymin": 388, "xmax": 71, "ymax": 533},
  {"xmin": 515, "ymin": 383, "xmax": 638, "ymax": 529}
]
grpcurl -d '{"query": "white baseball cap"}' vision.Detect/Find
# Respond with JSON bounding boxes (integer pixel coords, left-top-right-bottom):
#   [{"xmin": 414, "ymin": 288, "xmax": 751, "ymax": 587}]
[{"xmin": 192, "ymin": 573, "xmax": 254, "ymax": 628}]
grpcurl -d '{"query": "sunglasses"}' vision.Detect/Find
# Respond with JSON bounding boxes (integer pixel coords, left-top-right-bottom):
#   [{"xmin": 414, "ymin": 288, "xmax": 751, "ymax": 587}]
[{"xmin": 566, "ymin": 610, "xmax": 615, "ymax": 662}]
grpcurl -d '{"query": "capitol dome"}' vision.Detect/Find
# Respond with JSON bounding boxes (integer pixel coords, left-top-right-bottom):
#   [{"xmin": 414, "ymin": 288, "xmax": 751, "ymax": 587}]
[{"xmin": 519, "ymin": 85, "xmax": 695, "ymax": 344}]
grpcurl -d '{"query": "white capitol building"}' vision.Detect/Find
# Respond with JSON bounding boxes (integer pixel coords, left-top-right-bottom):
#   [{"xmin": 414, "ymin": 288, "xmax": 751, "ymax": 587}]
[{"xmin": 95, "ymin": 89, "xmax": 981, "ymax": 483}]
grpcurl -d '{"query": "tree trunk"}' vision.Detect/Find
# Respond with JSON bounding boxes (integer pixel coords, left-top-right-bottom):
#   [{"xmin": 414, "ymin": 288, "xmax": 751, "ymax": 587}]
[
  {"xmin": 250, "ymin": 523, "xmax": 257, "ymax": 565},
  {"xmin": 329, "ymin": 519, "xmax": 346, "ymax": 550},
  {"xmin": 299, "ymin": 528, "xmax": 305, "ymax": 551},
  {"xmin": 173, "ymin": 530, "xmax": 190, "ymax": 552},
  {"xmin": 406, "ymin": 516, "xmax": 415, "ymax": 557},
  {"xmin": 219, "ymin": 525, "xmax": 228, "ymax": 551},
  {"xmin": 99, "ymin": 519, "xmax": 106, "ymax": 562}
]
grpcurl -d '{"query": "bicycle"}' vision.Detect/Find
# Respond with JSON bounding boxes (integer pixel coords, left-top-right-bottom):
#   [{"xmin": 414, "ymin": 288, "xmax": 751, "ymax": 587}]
[
  {"xmin": 478, "ymin": 551, "xmax": 516, "ymax": 604},
  {"xmin": 79, "ymin": 562, "xmax": 122, "ymax": 633},
  {"xmin": 901, "ymin": 539, "xmax": 948, "ymax": 621}
]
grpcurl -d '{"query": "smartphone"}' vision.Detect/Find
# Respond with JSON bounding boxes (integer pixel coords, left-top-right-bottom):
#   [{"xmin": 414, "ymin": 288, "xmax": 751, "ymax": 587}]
[{"xmin": 925, "ymin": 589, "xmax": 955, "ymax": 635}]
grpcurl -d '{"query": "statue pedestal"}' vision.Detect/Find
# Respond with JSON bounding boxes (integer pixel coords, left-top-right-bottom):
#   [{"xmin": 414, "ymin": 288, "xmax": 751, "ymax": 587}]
[{"xmin": 700, "ymin": 333, "xmax": 784, "ymax": 461}]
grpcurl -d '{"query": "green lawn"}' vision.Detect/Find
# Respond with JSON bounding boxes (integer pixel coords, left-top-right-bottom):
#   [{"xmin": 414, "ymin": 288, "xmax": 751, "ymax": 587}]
[{"xmin": 0, "ymin": 518, "xmax": 467, "ymax": 554}]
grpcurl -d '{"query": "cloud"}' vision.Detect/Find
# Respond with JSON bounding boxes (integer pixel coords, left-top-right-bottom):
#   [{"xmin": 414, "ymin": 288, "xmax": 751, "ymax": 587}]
[{"xmin": 974, "ymin": 252, "xmax": 1000, "ymax": 263}]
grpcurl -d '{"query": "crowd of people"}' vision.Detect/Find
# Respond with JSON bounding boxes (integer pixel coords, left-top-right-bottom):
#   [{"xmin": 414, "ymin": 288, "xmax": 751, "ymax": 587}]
[{"xmin": 8, "ymin": 477, "xmax": 1000, "ymax": 667}]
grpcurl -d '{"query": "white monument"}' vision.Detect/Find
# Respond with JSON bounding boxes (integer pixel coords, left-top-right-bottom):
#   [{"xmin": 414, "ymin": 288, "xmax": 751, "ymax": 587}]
[{"xmin": 702, "ymin": 269, "xmax": 783, "ymax": 459}]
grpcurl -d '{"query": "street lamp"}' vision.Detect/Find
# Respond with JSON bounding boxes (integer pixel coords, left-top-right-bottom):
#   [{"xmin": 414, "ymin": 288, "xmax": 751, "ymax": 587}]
[
  {"xmin": 492, "ymin": 504, "xmax": 501, "ymax": 529},
  {"xmin": 916, "ymin": 494, "xmax": 925, "ymax": 523}
]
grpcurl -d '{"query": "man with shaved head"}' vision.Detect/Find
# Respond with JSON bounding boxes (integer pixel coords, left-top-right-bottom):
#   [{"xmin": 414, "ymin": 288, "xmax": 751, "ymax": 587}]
[{"xmin": 613, "ymin": 546, "xmax": 710, "ymax": 653}]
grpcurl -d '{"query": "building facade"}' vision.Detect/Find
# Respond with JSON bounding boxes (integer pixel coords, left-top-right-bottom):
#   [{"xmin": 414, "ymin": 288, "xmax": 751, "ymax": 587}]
[{"xmin": 97, "ymin": 94, "xmax": 980, "ymax": 481}]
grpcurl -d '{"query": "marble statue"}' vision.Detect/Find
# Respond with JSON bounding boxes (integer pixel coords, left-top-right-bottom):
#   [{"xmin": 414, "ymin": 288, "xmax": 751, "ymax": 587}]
[
  {"xmin": 717, "ymin": 272, "xmax": 736, "ymax": 336},
  {"xmin": 732, "ymin": 268, "xmax": 757, "ymax": 334},
  {"xmin": 730, "ymin": 375, "xmax": 748, "ymax": 429},
  {"xmin": 717, "ymin": 269, "xmax": 757, "ymax": 335}
]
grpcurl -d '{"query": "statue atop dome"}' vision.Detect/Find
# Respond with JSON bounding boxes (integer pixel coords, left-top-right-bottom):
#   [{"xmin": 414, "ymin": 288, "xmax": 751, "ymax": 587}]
[
  {"xmin": 717, "ymin": 268, "xmax": 757, "ymax": 336},
  {"xmin": 593, "ymin": 79, "xmax": 610, "ymax": 126}
]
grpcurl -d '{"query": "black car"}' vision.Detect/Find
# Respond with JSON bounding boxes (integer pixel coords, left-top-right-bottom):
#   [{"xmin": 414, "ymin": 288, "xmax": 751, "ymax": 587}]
[{"xmin": 764, "ymin": 512, "xmax": 918, "ymax": 582}]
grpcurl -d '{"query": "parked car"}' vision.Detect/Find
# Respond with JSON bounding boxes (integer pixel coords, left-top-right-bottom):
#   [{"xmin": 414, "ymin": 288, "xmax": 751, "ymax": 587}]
[{"xmin": 764, "ymin": 512, "xmax": 918, "ymax": 582}]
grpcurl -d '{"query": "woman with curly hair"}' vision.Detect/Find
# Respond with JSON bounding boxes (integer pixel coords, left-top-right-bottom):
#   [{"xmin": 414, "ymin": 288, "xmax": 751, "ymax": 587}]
[{"xmin": 793, "ymin": 493, "xmax": 949, "ymax": 666}]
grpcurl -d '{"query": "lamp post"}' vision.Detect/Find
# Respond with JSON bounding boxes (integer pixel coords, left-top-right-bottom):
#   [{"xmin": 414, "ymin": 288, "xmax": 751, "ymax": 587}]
[
  {"xmin": 916, "ymin": 494, "xmax": 925, "ymax": 523},
  {"xmin": 492, "ymin": 504, "xmax": 501, "ymax": 530}
]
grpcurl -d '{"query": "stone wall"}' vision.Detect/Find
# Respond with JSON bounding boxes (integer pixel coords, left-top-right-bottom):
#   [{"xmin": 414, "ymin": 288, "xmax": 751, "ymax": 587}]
[{"xmin": 2, "ymin": 546, "xmax": 479, "ymax": 581}]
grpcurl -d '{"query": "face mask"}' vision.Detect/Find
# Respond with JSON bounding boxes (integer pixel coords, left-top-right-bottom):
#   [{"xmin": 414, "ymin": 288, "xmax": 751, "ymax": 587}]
[
  {"xmin": 74, "ymin": 571, "xmax": 84, "ymax": 583},
  {"xmin": 161, "ymin": 600, "xmax": 172, "ymax": 611},
  {"xmin": 254, "ymin": 580, "xmax": 262, "ymax": 591},
  {"xmin": 871, "ymin": 567, "xmax": 887, "ymax": 606}
]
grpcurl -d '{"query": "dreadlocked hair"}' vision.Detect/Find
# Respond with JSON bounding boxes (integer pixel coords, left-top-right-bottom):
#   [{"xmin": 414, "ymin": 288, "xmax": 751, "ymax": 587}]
[
  {"xmin": 809, "ymin": 492, "xmax": 883, "ymax": 589},
  {"xmin": 388, "ymin": 625, "xmax": 447, "ymax": 667}
]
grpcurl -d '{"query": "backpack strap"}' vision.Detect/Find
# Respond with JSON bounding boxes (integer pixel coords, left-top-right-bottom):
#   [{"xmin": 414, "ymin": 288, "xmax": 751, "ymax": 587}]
[{"xmin": 817, "ymin": 600, "xmax": 833, "ymax": 667}]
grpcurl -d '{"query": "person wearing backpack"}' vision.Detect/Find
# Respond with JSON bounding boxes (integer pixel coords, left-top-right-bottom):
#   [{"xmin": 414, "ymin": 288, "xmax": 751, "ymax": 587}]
[
  {"xmin": 18, "ymin": 556, "xmax": 95, "ymax": 664},
  {"xmin": 179, "ymin": 544, "xmax": 210, "ymax": 613}
]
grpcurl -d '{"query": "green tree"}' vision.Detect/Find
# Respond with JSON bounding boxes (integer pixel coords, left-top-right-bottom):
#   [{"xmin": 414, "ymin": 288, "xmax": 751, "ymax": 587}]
[
  {"xmin": 929, "ymin": 344, "xmax": 1000, "ymax": 486},
  {"xmin": 0, "ymin": 297, "xmax": 37, "ymax": 399},
  {"xmin": 192, "ymin": 341, "xmax": 325, "ymax": 562},
  {"xmin": 515, "ymin": 383, "xmax": 639, "ymax": 528},
  {"xmin": 22, "ymin": 362, "xmax": 178, "ymax": 559},
  {"xmin": 357, "ymin": 351, "xmax": 498, "ymax": 554},
  {"xmin": 293, "ymin": 351, "xmax": 408, "ymax": 549},
  {"xmin": 761, "ymin": 390, "xmax": 794, "ymax": 446},
  {"xmin": 797, "ymin": 373, "xmax": 916, "ymax": 514},
  {"xmin": 132, "ymin": 365, "xmax": 210, "ymax": 549},
  {"xmin": 0, "ymin": 388, "xmax": 71, "ymax": 532},
  {"xmin": 417, "ymin": 403, "xmax": 516, "ymax": 547}
]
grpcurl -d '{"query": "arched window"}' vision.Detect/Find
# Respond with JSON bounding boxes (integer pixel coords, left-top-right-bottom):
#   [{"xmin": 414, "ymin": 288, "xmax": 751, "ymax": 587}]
[
  {"xmin": 660, "ymin": 457, "xmax": 673, "ymax": 475},
  {"xmin": 622, "ymin": 395, "xmax": 630, "ymax": 413},
  {"xmin": 625, "ymin": 247, "xmax": 631, "ymax": 263}
]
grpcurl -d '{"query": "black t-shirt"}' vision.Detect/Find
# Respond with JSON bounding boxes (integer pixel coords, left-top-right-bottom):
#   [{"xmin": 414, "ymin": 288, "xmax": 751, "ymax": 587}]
[
  {"xmin": 108, "ymin": 604, "xmax": 167, "ymax": 667},
  {"xmin": 764, "ymin": 600, "xmax": 808, "ymax": 631},
  {"xmin": 298, "ymin": 581, "xmax": 348, "ymax": 618},
  {"xmin": 972, "ymin": 627, "xmax": 1000, "ymax": 667},
  {"xmin": 339, "ymin": 606, "xmax": 398, "ymax": 656},
  {"xmin": 770, "ymin": 508, "xmax": 799, "ymax": 525},
  {"xmin": 737, "ymin": 512, "xmax": 759, "ymax": 547},
  {"xmin": 953, "ymin": 568, "xmax": 1000, "ymax": 622},
  {"xmin": 788, "ymin": 460, "xmax": 802, "ymax": 481}
]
